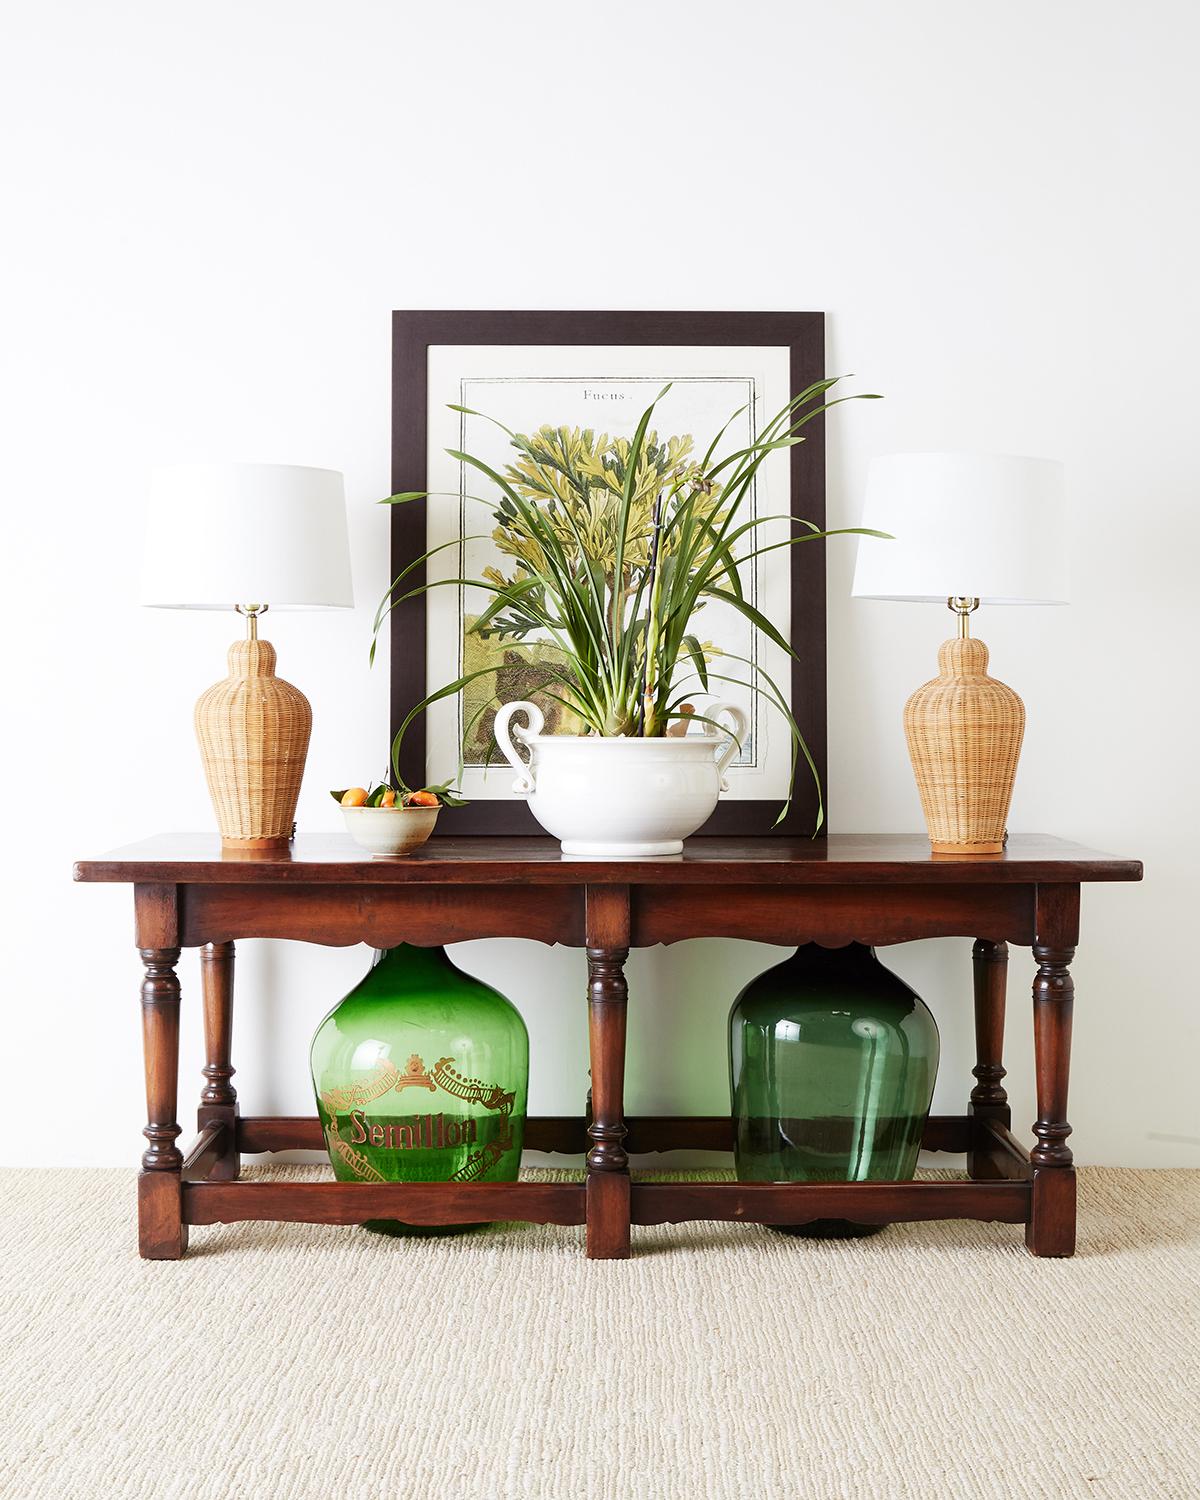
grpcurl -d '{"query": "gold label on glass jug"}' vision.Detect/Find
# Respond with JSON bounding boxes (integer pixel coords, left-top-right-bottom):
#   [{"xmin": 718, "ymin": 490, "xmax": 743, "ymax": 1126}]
[{"xmin": 321, "ymin": 1054, "xmax": 516, "ymax": 1184}]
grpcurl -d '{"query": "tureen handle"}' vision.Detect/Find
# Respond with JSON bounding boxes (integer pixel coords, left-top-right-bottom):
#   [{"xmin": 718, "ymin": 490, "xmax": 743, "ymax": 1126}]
[
  {"xmin": 492, "ymin": 700, "xmax": 545, "ymax": 796},
  {"xmin": 704, "ymin": 702, "xmax": 749, "ymax": 792}
]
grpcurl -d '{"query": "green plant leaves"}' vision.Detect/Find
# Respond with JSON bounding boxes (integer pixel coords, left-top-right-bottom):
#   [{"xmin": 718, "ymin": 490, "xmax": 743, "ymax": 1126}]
[
  {"xmin": 368, "ymin": 374, "xmax": 880, "ymax": 827},
  {"xmin": 682, "ymin": 633, "xmax": 709, "ymax": 692}
]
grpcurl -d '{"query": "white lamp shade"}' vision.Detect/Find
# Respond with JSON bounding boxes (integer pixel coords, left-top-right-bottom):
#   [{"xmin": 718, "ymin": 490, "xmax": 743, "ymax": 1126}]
[
  {"xmin": 142, "ymin": 463, "xmax": 354, "ymax": 609},
  {"xmin": 851, "ymin": 452, "xmax": 1068, "ymax": 605}
]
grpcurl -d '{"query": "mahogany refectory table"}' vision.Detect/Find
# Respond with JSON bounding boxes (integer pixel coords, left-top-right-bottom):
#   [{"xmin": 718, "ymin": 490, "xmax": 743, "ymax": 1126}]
[{"xmin": 73, "ymin": 833, "xmax": 1141, "ymax": 1261}]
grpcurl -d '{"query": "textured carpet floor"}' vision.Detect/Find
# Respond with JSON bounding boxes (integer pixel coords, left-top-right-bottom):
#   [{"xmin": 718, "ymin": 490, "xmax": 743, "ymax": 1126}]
[{"xmin": 1, "ymin": 1166, "xmax": 1198, "ymax": 1500}]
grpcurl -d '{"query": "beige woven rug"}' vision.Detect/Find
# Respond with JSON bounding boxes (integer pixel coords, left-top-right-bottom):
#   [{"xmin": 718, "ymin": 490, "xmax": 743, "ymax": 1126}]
[{"xmin": 2, "ymin": 1166, "xmax": 1198, "ymax": 1500}]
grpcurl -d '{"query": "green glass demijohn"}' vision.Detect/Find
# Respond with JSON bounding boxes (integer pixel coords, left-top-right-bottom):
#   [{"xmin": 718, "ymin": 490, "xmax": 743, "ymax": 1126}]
[
  {"xmin": 310, "ymin": 944, "xmax": 528, "ymax": 1235},
  {"xmin": 729, "ymin": 942, "xmax": 939, "ymax": 1237}
]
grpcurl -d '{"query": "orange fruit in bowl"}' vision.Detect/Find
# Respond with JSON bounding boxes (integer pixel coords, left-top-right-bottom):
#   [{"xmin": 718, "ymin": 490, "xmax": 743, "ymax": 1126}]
[
  {"xmin": 340, "ymin": 787, "xmax": 369, "ymax": 807},
  {"xmin": 406, "ymin": 789, "xmax": 440, "ymax": 807},
  {"xmin": 379, "ymin": 789, "xmax": 397, "ymax": 808}
]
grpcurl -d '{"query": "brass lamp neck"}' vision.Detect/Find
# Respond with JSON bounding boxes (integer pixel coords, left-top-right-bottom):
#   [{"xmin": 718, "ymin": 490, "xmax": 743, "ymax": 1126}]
[
  {"xmin": 947, "ymin": 595, "xmax": 980, "ymax": 639},
  {"xmin": 235, "ymin": 603, "xmax": 269, "ymax": 641}
]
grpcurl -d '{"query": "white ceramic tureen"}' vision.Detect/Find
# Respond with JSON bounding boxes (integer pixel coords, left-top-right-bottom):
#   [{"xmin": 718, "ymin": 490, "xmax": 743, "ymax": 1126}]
[{"xmin": 493, "ymin": 700, "xmax": 748, "ymax": 858}]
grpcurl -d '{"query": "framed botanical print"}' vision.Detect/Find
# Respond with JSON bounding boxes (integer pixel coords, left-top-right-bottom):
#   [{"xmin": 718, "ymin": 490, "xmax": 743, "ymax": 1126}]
[{"xmin": 390, "ymin": 310, "xmax": 827, "ymax": 836}]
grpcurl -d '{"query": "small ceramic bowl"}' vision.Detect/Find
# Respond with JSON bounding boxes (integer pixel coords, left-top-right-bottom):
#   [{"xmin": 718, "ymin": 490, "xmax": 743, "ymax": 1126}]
[{"xmin": 341, "ymin": 804, "xmax": 439, "ymax": 856}]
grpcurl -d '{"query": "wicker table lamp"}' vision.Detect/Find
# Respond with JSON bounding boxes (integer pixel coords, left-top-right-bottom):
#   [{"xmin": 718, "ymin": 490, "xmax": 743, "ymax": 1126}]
[
  {"xmin": 142, "ymin": 463, "xmax": 354, "ymax": 850},
  {"xmin": 852, "ymin": 452, "xmax": 1067, "ymax": 855}
]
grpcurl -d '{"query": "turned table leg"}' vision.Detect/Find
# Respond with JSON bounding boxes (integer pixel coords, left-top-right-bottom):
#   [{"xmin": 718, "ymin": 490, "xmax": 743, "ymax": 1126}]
[
  {"xmin": 199, "ymin": 940, "xmax": 240, "ymax": 1181},
  {"xmin": 585, "ymin": 886, "xmax": 632, "ymax": 1259},
  {"xmin": 138, "ymin": 946, "xmax": 188, "ymax": 1259},
  {"xmin": 1027, "ymin": 887, "xmax": 1079, "ymax": 1257},
  {"xmin": 967, "ymin": 939, "xmax": 1010, "ymax": 1178},
  {"xmin": 586, "ymin": 946, "xmax": 631, "ymax": 1258}
]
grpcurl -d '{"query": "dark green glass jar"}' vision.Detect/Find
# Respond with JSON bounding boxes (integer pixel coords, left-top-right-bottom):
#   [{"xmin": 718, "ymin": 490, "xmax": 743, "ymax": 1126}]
[
  {"xmin": 310, "ymin": 944, "xmax": 528, "ymax": 1235},
  {"xmin": 729, "ymin": 943, "xmax": 939, "ymax": 1237}
]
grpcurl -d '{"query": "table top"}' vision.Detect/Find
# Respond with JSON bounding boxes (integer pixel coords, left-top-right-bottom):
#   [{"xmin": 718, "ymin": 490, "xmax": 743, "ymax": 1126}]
[{"xmin": 73, "ymin": 833, "xmax": 1143, "ymax": 887}]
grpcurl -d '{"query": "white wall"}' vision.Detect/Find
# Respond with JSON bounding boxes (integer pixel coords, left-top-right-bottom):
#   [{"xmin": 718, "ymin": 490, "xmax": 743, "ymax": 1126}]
[{"xmin": 2, "ymin": 0, "xmax": 1196, "ymax": 1169}]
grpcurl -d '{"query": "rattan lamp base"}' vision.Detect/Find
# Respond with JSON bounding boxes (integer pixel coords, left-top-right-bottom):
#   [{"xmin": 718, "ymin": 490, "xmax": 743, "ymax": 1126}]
[
  {"xmin": 904, "ymin": 634, "xmax": 1025, "ymax": 856},
  {"xmin": 220, "ymin": 835, "xmax": 293, "ymax": 852},
  {"xmin": 929, "ymin": 838, "xmax": 1006, "ymax": 856},
  {"xmin": 194, "ymin": 636, "xmax": 312, "ymax": 848}
]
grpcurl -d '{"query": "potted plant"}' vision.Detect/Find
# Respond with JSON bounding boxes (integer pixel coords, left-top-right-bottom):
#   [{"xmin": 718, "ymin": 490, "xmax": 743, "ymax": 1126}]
[{"xmin": 374, "ymin": 378, "xmax": 883, "ymax": 856}]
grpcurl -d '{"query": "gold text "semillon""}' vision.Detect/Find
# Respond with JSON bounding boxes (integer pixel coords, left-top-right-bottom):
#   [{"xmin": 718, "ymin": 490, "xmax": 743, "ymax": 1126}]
[{"xmin": 347, "ymin": 1111, "xmax": 479, "ymax": 1151}]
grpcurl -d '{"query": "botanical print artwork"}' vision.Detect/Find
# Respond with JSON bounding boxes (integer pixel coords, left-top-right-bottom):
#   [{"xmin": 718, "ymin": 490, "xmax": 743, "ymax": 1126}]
[
  {"xmin": 424, "ymin": 348, "xmax": 794, "ymax": 802},
  {"xmin": 462, "ymin": 419, "xmax": 740, "ymax": 768}
]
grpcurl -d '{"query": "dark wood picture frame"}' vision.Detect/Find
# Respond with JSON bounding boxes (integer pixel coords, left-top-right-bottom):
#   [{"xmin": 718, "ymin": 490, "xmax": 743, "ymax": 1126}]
[{"xmin": 391, "ymin": 310, "xmax": 827, "ymax": 836}]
